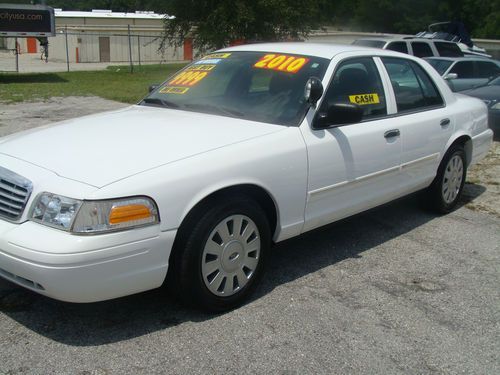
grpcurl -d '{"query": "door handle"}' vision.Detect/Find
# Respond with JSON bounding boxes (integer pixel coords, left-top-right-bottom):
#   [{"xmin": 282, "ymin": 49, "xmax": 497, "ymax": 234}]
[
  {"xmin": 384, "ymin": 129, "xmax": 400, "ymax": 139},
  {"xmin": 440, "ymin": 118, "xmax": 451, "ymax": 127}
]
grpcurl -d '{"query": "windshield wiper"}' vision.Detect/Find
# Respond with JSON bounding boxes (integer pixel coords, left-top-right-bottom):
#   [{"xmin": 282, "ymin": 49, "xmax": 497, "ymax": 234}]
[
  {"xmin": 183, "ymin": 103, "xmax": 245, "ymax": 118},
  {"xmin": 141, "ymin": 97, "xmax": 179, "ymax": 108}
]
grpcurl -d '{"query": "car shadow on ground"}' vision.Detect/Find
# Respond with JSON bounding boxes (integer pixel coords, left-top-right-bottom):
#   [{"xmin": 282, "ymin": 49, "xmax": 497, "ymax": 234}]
[
  {"xmin": 0, "ymin": 73, "xmax": 68, "ymax": 84},
  {"xmin": 0, "ymin": 186, "xmax": 486, "ymax": 347}
]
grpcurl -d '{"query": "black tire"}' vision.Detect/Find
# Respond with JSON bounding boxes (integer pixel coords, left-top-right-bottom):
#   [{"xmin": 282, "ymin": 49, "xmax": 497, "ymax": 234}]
[
  {"xmin": 425, "ymin": 145, "xmax": 467, "ymax": 214},
  {"xmin": 170, "ymin": 196, "xmax": 270, "ymax": 312}
]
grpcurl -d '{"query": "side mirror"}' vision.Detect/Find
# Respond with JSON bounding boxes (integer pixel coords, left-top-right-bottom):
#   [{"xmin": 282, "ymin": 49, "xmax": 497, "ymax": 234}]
[
  {"xmin": 313, "ymin": 102, "xmax": 363, "ymax": 129},
  {"xmin": 444, "ymin": 73, "xmax": 458, "ymax": 80},
  {"xmin": 304, "ymin": 77, "xmax": 323, "ymax": 106},
  {"xmin": 149, "ymin": 84, "xmax": 160, "ymax": 93}
]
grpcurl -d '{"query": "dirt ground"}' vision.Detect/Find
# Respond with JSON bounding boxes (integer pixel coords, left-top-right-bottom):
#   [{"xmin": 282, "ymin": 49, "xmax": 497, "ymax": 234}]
[
  {"xmin": 0, "ymin": 96, "xmax": 128, "ymax": 137},
  {"xmin": 0, "ymin": 96, "xmax": 498, "ymax": 216},
  {"xmin": 463, "ymin": 140, "xmax": 500, "ymax": 217}
]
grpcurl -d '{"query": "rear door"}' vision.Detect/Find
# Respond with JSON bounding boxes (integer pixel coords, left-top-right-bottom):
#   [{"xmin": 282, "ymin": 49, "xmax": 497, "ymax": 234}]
[{"xmin": 380, "ymin": 57, "xmax": 453, "ymax": 191}]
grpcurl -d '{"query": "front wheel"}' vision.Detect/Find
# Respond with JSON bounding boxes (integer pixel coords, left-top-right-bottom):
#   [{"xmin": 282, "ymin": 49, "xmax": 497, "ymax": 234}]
[
  {"xmin": 425, "ymin": 145, "xmax": 467, "ymax": 214},
  {"xmin": 171, "ymin": 197, "xmax": 270, "ymax": 312}
]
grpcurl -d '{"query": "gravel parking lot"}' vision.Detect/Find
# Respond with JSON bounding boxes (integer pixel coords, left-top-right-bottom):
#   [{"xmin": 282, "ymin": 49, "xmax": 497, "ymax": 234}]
[{"xmin": 0, "ymin": 98, "xmax": 499, "ymax": 374}]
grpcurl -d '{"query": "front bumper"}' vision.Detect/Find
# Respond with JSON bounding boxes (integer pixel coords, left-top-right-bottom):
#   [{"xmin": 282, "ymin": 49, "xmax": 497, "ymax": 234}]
[{"xmin": 0, "ymin": 219, "xmax": 176, "ymax": 302}]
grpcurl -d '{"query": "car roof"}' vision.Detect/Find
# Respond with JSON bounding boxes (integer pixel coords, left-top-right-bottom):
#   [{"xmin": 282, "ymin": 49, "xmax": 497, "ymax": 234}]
[
  {"xmin": 220, "ymin": 42, "xmax": 405, "ymax": 60},
  {"xmin": 356, "ymin": 37, "xmax": 457, "ymax": 43},
  {"xmin": 425, "ymin": 56, "xmax": 499, "ymax": 63}
]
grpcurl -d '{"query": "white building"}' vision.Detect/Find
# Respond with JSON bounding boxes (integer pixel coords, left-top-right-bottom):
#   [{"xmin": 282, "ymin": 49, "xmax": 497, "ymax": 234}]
[{"xmin": 7, "ymin": 9, "xmax": 191, "ymax": 64}]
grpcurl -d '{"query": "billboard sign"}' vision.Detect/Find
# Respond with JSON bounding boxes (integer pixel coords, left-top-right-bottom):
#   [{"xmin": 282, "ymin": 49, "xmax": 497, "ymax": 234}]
[{"xmin": 0, "ymin": 4, "xmax": 55, "ymax": 37}]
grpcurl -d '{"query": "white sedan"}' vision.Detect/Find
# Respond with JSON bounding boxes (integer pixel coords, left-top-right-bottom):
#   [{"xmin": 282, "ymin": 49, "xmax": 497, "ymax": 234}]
[{"xmin": 0, "ymin": 43, "xmax": 492, "ymax": 311}]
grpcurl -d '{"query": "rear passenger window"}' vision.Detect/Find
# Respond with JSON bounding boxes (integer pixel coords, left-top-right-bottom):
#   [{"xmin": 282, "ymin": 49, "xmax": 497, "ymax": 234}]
[
  {"xmin": 450, "ymin": 61, "xmax": 474, "ymax": 78},
  {"xmin": 382, "ymin": 57, "xmax": 443, "ymax": 112},
  {"xmin": 411, "ymin": 42, "xmax": 433, "ymax": 58},
  {"xmin": 321, "ymin": 57, "xmax": 387, "ymax": 121},
  {"xmin": 435, "ymin": 42, "xmax": 463, "ymax": 57},
  {"xmin": 386, "ymin": 42, "xmax": 408, "ymax": 54},
  {"xmin": 474, "ymin": 61, "xmax": 500, "ymax": 78}
]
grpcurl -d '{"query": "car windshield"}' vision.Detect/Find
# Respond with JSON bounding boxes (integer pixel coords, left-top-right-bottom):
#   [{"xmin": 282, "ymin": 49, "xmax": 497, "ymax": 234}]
[
  {"xmin": 426, "ymin": 58, "xmax": 453, "ymax": 75},
  {"xmin": 141, "ymin": 51, "xmax": 329, "ymax": 126},
  {"xmin": 352, "ymin": 40, "xmax": 386, "ymax": 48}
]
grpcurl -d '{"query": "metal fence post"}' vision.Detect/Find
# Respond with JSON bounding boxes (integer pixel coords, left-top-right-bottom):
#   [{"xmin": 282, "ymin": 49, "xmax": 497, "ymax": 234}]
[
  {"xmin": 15, "ymin": 37, "xmax": 19, "ymax": 72},
  {"xmin": 137, "ymin": 35, "xmax": 141, "ymax": 66},
  {"xmin": 127, "ymin": 24, "xmax": 133, "ymax": 73},
  {"xmin": 64, "ymin": 26, "xmax": 70, "ymax": 72}
]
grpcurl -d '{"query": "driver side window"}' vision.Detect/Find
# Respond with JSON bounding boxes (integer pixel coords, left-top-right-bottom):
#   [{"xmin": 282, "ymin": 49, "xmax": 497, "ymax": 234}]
[{"xmin": 321, "ymin": 57, "xmax": 387, "ymax": 122}]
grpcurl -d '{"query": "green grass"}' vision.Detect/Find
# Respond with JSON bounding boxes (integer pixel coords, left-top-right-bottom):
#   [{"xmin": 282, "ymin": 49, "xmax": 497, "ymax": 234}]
[{"xmin": 0, "ymin": 63, "xmax": 186, "ymax": 104}]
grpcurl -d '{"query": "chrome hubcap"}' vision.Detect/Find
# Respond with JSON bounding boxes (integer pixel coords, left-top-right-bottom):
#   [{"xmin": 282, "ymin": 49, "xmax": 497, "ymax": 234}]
[
  {"xmin": 442, "ymin": 155, "xmax": 464, "ymax": 204},
  {"xmin": 201, "ymin": 214, "xmax": 260, "ymax": 297}
]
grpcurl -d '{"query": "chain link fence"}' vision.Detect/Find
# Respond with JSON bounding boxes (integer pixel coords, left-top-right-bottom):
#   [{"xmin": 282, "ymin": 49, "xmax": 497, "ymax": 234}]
[{"xmin": 0, "ymin": 27, "xmax": 189, "ymax": 73}]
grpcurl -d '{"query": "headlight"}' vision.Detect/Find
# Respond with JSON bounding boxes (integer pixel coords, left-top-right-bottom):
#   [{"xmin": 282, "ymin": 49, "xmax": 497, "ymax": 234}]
[
  {"xmin": 31, "ymin": 193, "xmax": 81, "ymax": 230},
  {"xmin": 30, "ymin": 193, "xmax": 159, "ymax": 234},
  {"xmin": 491, "ymin": 101, "xmax": 500, "ymax": 110}
]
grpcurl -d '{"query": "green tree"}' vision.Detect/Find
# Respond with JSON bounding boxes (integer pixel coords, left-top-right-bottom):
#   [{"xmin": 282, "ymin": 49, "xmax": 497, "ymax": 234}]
[
  {"xmin": 43, "ymin": 0, "xmax": 164, "ymax": 12},
  {"xmin": 339, "ymin": 0, "xmax": 499, "ymax": 39},
  {"xmin": 30, "ymin": 0, "xmax": 500, "ymax": 40},
  {"xmin": 154, "ymin": 0, "xmax": 333, "ymax": 53}
]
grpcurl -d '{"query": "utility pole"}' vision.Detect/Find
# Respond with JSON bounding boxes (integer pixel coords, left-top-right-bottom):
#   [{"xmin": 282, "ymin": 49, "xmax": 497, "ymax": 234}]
[{"xmin": 127, "ymin": 24, "xmax": 134, "ymax": 73}]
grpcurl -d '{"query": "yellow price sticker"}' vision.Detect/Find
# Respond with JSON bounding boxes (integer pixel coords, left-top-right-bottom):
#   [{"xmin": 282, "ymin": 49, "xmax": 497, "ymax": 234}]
[
  {"xmin": 349, "ymin": 93, "xmax": 380, "ymax": 105},
  {"xmin": 159, "ymin": 86, "xmax": 190, "ymax": 95},
  {"xmin": 203, "ymin": 53, "xmax": 231, "ymax": 59},
  {"xmin": 186, "ymin": 64, "xmax": 216, "ymax": 72},
  {"xmin": 254, "ymin": 54, "xmax": 310, "ymax": 73},
  {"xmin": 169, "ymin": 71, "xmax": 209, "ymax": 86}
]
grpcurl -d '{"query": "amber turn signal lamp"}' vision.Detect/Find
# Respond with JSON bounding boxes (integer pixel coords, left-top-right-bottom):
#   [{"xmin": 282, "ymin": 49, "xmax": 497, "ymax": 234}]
[{"xmin": 109, "ymin": 204, "xmax": 152, "ymax": 224}]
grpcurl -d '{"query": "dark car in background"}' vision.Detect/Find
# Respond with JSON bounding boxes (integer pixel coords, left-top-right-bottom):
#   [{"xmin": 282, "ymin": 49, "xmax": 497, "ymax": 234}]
[
  {"xmin": 462, "ymin": 76, "xmax": 500, "ymax": 139},
  {"xmin": 425, "ymin": 57, "xmax": 500, "ymax": 92}
]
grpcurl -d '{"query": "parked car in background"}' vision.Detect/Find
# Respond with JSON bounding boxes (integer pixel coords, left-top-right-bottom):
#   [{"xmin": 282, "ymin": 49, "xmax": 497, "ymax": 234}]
[
  {"xmin": 352, "ymin": 37, "xmax": 464, "ymax": 58},
  {"xmin": 425, "ymin": 57, "xmax": 500, "ymax": 92},
  {"xmin": 415, "ymin": 21, "xmax": 491, "ymax": 58},
  {"xmin": 0, "ymin": 43, "xmax": 492, "ymax": 311},
  {"xmin": 462, "ymin": 75, "xmax": 500, "ymax": 139}
]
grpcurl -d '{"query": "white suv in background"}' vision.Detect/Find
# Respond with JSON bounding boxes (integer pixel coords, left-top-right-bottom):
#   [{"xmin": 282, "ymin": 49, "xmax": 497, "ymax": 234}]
[{"xmin": 353, "ymin": 37, "xmax": 465, "ymax": 58}]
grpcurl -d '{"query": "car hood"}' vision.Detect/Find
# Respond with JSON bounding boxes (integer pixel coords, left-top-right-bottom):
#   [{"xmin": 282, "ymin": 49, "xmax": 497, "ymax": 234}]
[
  {"xmin": 0, "ymin": 105, "xmax": 285, "ymax": 187},
  {"xmin": 461, "ymin": 85, "xmax": 500, "ymax": 101}
]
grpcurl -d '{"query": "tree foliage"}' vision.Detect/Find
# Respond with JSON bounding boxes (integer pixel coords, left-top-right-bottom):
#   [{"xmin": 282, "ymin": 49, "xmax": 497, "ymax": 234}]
[
  {"xmin": 31, "ymin": 0, "xmax": 499, "ymax": 44},
  {"xmin": 154, "ymin": 0, "xmax": 333, "ymax": 52},
  {"xmin": 330, "ymin": 0, "xmax": 499, "ymax": 39}
]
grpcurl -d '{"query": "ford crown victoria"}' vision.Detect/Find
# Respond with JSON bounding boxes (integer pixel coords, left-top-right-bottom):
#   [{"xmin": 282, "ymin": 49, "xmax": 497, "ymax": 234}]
[{"xmin": 0, "ymin": 43, "xmax": 492, "ymax": 311}]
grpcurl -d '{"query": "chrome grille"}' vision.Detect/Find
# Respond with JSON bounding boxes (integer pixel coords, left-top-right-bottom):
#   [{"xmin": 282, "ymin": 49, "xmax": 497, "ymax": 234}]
[{"xmin": 0, "ymin": 166, "xmax": 33, "ymax": 221}]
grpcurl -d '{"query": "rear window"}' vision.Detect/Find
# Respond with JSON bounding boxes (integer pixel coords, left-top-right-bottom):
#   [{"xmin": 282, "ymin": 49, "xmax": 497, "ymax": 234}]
[
  {"xmin": 426, "ymin": 59, "xmax": 453, "ymax": 75},
  {"xmin": 435, "ymin": 42, "xmax": 463, "ymax": 57},
  {"xmin": 382, "ymin": 57, "xmax": 443, "ymax": 112},
  {"xmin": 352, "ymin": 40, "xmax": 386, "ymax": 49},
  {"xmin": 386, "ymin": 42, "xmax": 408, "ymax": 54},
  {"xmin": 475, "ymin": 61, "xmax": 500, "ymax": 78},
  {"xmin": 450, "ymin": 61, "xmax": 474, "ymax": 78},
  {"xmin": 411, "ymin": 42, "xmax": 434, "ymax": 58}
]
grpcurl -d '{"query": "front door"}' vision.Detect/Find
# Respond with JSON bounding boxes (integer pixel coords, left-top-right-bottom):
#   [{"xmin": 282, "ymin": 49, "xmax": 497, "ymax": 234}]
[
  {"xmin": 99, "ymin": 37, "xmax": 110, "ymax": 62},
  {"xmin": 301, "ymin": 56, "xmax": 403, "ymax": 232}
]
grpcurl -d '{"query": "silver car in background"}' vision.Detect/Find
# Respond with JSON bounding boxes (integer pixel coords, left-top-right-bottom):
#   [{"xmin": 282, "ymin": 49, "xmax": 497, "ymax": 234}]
[{"xmin": 425, "ymin": 57, "xmax": 500, "ymax": 92}]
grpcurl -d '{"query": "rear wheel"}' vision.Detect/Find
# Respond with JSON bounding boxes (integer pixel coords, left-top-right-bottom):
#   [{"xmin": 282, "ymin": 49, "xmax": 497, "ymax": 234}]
[
  {"xmin": 171, "ymin": 197, "xmax": 270, "ymax": 312},
  {"xmin": 425, "ymin": 145, "xmax": 467, "ymax": 214}
]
